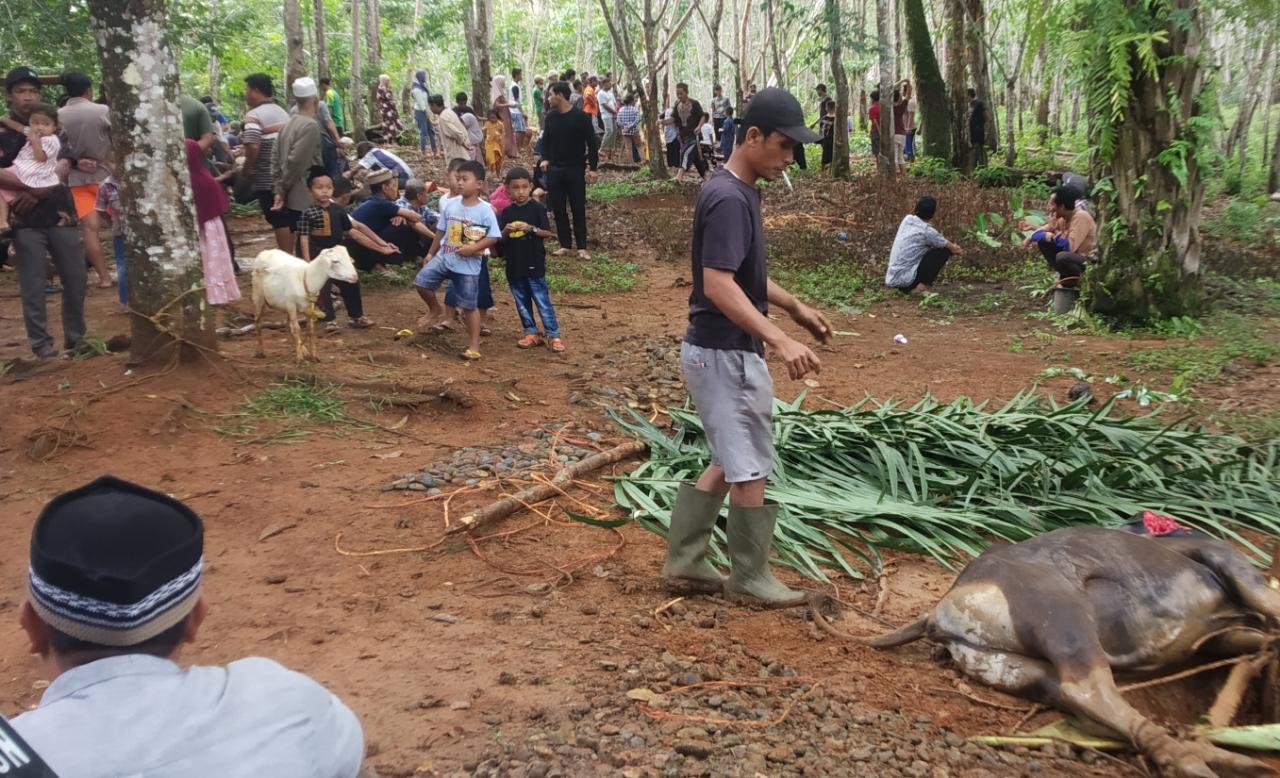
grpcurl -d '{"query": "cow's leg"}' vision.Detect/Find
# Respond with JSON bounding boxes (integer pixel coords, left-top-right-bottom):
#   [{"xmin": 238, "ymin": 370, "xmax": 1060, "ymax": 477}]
[
  {"xmin": 1182, "ymin": 541, "xmax": 1280, "ymax": 624},
  {"xmin": 1031, "ymin": 605, "xmax": 1270, "ymax": 778}
]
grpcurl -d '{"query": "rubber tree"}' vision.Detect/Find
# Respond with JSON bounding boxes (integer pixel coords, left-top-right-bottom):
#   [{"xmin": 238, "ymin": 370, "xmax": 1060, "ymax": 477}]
[
  {"xmin": 902, "ymin": 0, "xmax": 950, "ymax": 159},
  {"xmin": 827, "ymin": 0, "xmax": 851, "ymax": 179},
  {"xmin": 463, "ymin": 0, "xmax": 493, "ymax": 114},
  {"xmin": 1081, "ymin": 0, "xmax": 1208, "ymax": 321},
  {"xmin": 874, "ymin": 0, "xmax": 895, "ymax": 176},
  {"xmin": 944, "ymin": 0, "xmax": 968, "ymax": 169},
  {"xmin": 599, "ymin": 0, "xmax": 699, "ymax": 180},
  {"xmin": 87, "ymin": 0, "xmax": 213, "ymax": 364},
  {"xmin": 365, "ymin": 0, "xmax": 383, "ymax": 126},
  {"xmin": 313, "ymin": 0, "xmax": 330, "ymax": 81},
  {"xmin": 349, "ymin": 0, "xmax": 365, "ymax": 138},
  {"xmin": 284, "ymin": 0, "xmax": 306, "ymax": 102}
]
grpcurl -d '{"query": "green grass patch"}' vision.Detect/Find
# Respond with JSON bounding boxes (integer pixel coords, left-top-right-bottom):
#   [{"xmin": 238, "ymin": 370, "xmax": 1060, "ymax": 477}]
[
  {"xmin": 771, "ymin": 262, "xmax": 884, "ymax": 310},
  {"xmin": 359, "ymin": 264, "xmax": 417, "ymax": 289},
  {"xmin": 213, "ymin": 379, "xmax": 371, "ymax": 444},
  {"xmin": 540, "ymin": 251, "xmax": 640, "ymax": 294},
  {"xmin": 586, "ymin": 178, "xmax": 679, "ymax": 204},
  {"xmin": 1202, "ymin": 196, "xmax": 1280, "ymax": 251},
  {"xmin": 1127, "ymin": 313, "xmax": 1280, "ymax": 392}
]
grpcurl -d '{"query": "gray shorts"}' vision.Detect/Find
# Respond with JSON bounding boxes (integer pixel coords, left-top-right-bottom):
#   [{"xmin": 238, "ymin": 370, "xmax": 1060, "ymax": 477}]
[{"xmin": 681, "ymin": 341, "xmax": 775, "ymax": 483}]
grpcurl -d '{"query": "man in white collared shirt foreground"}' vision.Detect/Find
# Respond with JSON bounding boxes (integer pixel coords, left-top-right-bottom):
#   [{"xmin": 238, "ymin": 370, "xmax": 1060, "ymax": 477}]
[{"xmin": 12, "ymin": 476, "xmax": 366, "ymax": 778}]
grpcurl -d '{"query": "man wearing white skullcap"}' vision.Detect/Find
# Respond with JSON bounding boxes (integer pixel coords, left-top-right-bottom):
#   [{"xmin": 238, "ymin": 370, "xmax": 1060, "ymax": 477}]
[{"xmin": 271, "ymin": 76, "xmax": 325, "ymax": 222}]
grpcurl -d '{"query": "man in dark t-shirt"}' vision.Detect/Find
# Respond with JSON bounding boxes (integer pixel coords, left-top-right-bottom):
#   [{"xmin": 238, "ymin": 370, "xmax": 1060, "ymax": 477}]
[
  {"xmin": 665, "ymin": 87, "xmax": 832, "ymax": 609},
  {"xmin": 967, "ymin": 88, "xmax": 987, "ymax": 167}
]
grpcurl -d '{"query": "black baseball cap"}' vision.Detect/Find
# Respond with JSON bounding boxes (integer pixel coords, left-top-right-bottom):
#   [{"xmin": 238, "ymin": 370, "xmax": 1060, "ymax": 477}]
[
  {"xmin": 5, "ymin": 66, "xmax": 40, "ymax": 92},
  {"xmin": 739, "ymin": 87, "xmax": 821, "ymax": 144}
]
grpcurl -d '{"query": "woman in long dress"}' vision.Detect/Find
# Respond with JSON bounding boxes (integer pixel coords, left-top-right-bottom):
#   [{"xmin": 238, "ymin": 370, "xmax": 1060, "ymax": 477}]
[
  {"xmin": 183, "ymin": 139, "xmax": 239, "ymax": 305},
  {"xmin": 377, "ymin": 74, "xmax": 403, "ymax": 141},
  {"xmin": 490, "ymin": 75, "xmax": 518, "ymax": 158}
]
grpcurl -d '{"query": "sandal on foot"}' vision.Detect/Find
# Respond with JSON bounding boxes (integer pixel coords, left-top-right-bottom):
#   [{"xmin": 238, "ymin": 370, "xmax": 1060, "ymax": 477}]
[
  {"xmin": 552, "ymin": 247, "xmax": 570, "ymax": 257},
  {"xmin": 517, "ymin": 334, "xmax": 543, "ymax": 349},
  {"xmin": 576, "ymin": 249, "xmax": 591, "ymax": 260},
  {"xmin": 460, "ymin": 348, "xmax": 482, "ymax": 361},
  {"xmin": 324, "ymin": 321, "xmax": 341, "ymax": 333},
  {"xmin": 547, "ymin": 337, "xmax": 566, "ymax": 353},
  {"xmin": 349, "ymin": 316, "xmax": 376, "ymax": 328},
  {"xmin": 480, "ymin": 325, "xmax": 492, "ymax": 337}
]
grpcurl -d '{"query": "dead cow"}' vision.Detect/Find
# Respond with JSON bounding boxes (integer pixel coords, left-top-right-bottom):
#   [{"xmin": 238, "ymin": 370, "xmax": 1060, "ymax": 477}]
[
  {"xmin": 870, "ymin": 518, "xmax": 1280, "ymax": 778},
  {"xmin": 252, "ymin": 247, "xmax": 359, "ymax": 362}
]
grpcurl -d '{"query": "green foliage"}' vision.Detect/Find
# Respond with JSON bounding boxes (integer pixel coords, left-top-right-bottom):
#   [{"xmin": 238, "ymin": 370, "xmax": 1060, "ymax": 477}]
[
  {"xmin": 909, "ymin": 156, "xmax": 960, "ymax": 184},
  {"xmin": 973, "ymin": 164, "xmax": 1017, "ymax": 188},
  {"xmin": 1201, "ymin": 197, "xmax": 1280, "ymax": 250},
  {"xmin": 1127, "ymin": 313, "xmax": 1280, "ymax": 391},
  {"xmin": 771, "ymin": 262, "xmax": 882, "ymax": 309},
  {"xmin": 1017, "ymin": 177, "xmax": 1052, "ymax": 201},
  {"xmin": 539, "ymin": 252, "xmax": 639, "ymax": 294},
  {"xmin": 359, "ymin": 264, "xmax": 417, "ymax": 289},
  {"xmin": 614, "ymin": 393, "xmax": 1280, "ymax": 579},
  {"xmin": 585, "ymin": 178, "xmax": 678, "ymax": 204},
  {"xmin": 962, "ymin": 195, "xmax": 1046, "ymax": 247},
  {"xmin": 214, "ymin": 379, "xmax": 370, "ymax": 444}
]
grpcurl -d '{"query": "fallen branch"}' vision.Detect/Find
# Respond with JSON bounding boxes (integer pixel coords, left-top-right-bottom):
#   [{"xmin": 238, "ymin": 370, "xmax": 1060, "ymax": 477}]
[{"xmin": 450, "ymin": 440, "xmax": 647, "ymax": 535}]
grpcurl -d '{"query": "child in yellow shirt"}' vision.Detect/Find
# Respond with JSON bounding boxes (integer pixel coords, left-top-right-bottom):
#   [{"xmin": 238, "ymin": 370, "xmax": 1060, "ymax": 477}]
[{"xmin": 483, "ymin": 109, "xmax": 505, "ymax": 176}]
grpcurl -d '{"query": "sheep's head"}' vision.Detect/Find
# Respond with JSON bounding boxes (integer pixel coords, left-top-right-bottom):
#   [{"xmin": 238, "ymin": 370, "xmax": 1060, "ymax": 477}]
[{"xmin": 317, "ymin": 246, "xmax": 359, "ymax": 283}]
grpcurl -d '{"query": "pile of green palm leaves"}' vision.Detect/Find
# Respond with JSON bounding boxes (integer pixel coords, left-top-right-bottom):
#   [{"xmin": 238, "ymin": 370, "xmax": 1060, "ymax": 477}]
[{"xmin": 612, "ymin": 394, "xmax": 1280, "ymax": 580}]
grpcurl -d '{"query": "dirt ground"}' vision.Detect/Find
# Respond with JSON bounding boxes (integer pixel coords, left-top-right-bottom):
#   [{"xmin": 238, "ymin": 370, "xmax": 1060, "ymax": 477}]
[{"xmin": 1, "ymin": 161, "xmax": 1277, "ymax": 778}]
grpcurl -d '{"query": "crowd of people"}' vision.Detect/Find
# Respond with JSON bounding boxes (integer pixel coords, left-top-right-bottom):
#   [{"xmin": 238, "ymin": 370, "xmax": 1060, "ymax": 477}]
[{"xmin": 0, "ymin": 57, "xmax": 1085, "ymax": 370}]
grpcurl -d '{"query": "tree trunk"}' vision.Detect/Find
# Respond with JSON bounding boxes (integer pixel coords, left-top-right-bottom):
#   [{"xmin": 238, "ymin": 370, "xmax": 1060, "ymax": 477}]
[
  {"xmin": 1269, "ymin": 101, "xmax": 1280, "ymax": 193},
  {"xmin": 766, "ymin": 0, "xmax": 785, "ymax": 88},
  {"xmin": 87, "ymin": 0, "xmax": 214, "ymax": 365},
  {"xmin": 314, "ymin": 0, "xmax": 330, "ymax": 80},
  {"xmin": 963, "ymin": 0, "xmax": 996, "ymax": 153},
  {"xmin": 463, "ymin": 0, "xmax": 493, "ymax": 114},
  {"xmin": 365, "ymin": 0, "xmax": 382, "ymax": 126},
  {"xmin": 874, "ymin": 0, "xmax": 895, "ymax": 176},
  {"xmin": 1085, "ymin": 0, "xmax": 1207, "ymax": 321},
  {"xmin": 1035, "ymin": 43, "xmax": 1050, "ymax": 142},
  {"xmin": 944, "ymin": 0, "xmax": 967, "ymax": 168},
  {"xmin": 708, "ymin": 0, "xmax": 724, "ymax": 92},
  {"xmin": 284, "ymin": 0, "xmax": 306, "ymax": 103},
  {"xmin": 903, "ymin": 0, "xmax": 950, "ymax": 160},
  {"xmin": 1223, "ymin": 37, "xmax": 1273, "ymax": 164},
  {"xmin": 208, "ymin": 0, "xmax": 220, "ymax": 98},
  {"xmin": 828, "ymin": 0, "xmax": 851, "ymax": 179},
  {"xmin": 1003, "ymin": 76, "xmax": 1016, "ymax": 166},
  {"xmin": 349, "ymin": 0, "xmax": 365, "ymax": 138}
]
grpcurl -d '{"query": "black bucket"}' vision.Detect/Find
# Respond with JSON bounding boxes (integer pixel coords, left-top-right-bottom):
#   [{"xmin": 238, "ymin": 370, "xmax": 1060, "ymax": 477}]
[{"xmin": 1054, "ymin": 286, "xmax": 1081, "ymax": 315}]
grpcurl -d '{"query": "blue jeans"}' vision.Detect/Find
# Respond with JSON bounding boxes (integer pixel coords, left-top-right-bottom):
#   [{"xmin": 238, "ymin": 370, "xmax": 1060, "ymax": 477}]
[
  {"xmin": 444, "ymin": 256, "xmax": 493, "ymax": 309},
  {"xmin": 113, "ymin": 235, "xmax": 128, "ymax": 305},
  {"xmin": 414, "ymin": 110, "xmax": 437, "ymax": 154},
  {"xmin": 509, "ymin": 275, "xmax": 560, "ymax": 337}
]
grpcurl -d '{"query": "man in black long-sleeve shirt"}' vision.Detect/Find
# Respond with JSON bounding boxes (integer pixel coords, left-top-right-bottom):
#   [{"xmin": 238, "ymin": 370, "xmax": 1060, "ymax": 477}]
[{"xmin": 539, "ymin": 81, "xmax": 599, "ymax": 259}]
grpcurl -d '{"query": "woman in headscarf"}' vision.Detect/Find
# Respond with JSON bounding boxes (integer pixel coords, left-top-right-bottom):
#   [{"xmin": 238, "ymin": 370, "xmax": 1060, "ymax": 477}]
[
  {"xmin": 410, "ymin": 70, "xmax": 438, "ymax": 158},
  {"xmin": 377, "ymin": 74, "xmax": 403, "ymax": 141},
  {"xmin": 490, "ymin": 74, "xmax": 518, "ymax": 158}
]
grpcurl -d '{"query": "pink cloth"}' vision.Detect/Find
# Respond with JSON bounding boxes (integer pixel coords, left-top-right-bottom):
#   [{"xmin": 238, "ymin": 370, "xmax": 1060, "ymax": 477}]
[
  {"xmin": 184, "ymin": 139, "xmax": 229, "ymax": 224},
  {"xmin": 199, "ymin": 216, "xmax": 240, "ymax": 305},
  {"xmin": 10, "ymin": 134, "xmax": 61, "ymax": 188},
  {"xmin": 489, "ymin": 183, "xmax": 511, "ymax": 217}
]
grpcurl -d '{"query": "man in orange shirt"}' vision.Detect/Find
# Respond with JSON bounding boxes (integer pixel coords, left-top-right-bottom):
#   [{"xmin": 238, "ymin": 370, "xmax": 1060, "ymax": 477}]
[{"xmin": 583, "ymin": 76, "xmax": 603, "ymax": 137}]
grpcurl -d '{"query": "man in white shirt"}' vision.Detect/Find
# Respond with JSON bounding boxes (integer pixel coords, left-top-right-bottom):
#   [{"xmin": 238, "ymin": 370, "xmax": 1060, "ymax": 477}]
[
  {"xmin": 597, "ymin": 76, "xmax": 619, "ymax": 162},
  {"xmin": 12, "ymin": 476, "xmax": 366, "ymax": 778},
  {"xmin": 885, "ymin": 196, "xmax": 963, "ymax": 293}
]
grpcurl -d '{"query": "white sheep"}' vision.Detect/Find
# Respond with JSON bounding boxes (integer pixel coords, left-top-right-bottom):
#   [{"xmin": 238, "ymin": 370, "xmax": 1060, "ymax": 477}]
[{"xmin": 251, "ymin": 246, "xmax": 359, "ymax": 362}]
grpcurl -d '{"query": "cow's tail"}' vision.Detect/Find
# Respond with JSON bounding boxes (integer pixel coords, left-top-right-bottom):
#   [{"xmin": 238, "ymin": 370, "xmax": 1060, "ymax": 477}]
[{"xmin": 863, "ymin": 614, "xmax": 930, "ymax": 649}]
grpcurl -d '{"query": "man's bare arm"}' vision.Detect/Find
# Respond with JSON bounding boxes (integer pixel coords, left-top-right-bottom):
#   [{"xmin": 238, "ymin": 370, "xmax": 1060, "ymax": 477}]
[{"xmin": 704, "ymin": 269, "xmax": 820, "ymax": 380}]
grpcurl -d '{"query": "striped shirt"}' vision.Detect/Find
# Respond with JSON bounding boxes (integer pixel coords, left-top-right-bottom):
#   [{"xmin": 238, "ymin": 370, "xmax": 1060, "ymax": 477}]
[
  {"xmin": 11, "ymin": 134, "xmax": 61, "ymax": 188},
  {"xmin": 242, "ymin": 102, "xmax": 290, "ymax": 192}
]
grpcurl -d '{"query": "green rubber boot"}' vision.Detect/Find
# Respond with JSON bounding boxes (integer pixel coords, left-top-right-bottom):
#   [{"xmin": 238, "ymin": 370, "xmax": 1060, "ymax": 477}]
[
  {"xmin": 724, "ymin": 503, "xmax": 807, "ymax": 607},
  {"xmin": 662, "ymin": 484, "xmax": 725, "ymax": 593}
]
